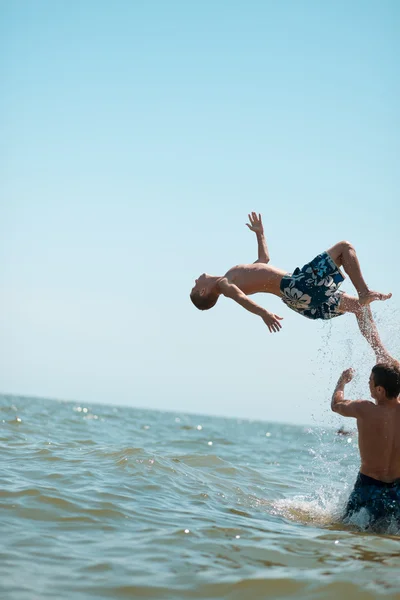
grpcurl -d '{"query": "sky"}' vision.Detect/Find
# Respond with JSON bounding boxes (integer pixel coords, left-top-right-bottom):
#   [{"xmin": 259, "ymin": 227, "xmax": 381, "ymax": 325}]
[{"xmin": 1, "ymin": 0, "xmax": 399, "ymax": 425}]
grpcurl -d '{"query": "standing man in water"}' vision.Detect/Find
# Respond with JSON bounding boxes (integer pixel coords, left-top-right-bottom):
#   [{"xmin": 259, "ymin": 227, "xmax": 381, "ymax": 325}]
[{"xmin": 331, "ymin": 354, "xmax": 400, "ymax": 529}]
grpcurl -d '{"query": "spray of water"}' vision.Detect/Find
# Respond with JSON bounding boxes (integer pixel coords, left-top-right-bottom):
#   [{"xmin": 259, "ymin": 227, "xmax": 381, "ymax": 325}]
[{"xmin": 272, "ymin": 305, "xmax": 400, "ymax": 535}]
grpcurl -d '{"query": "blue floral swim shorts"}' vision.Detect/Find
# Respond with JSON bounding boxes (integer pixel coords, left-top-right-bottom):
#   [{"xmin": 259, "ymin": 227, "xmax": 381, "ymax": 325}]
[
  {"xmin": 344, "ymin": 472, "xmax": 400, "ymax": 529},
  {"xmin": 280, "ymin": 251, "xmax": 345, "ymax": 320}
]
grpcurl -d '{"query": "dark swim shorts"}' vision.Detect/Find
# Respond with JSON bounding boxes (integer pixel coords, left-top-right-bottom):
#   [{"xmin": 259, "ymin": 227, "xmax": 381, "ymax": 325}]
[
  {"xmin": 344, "ymin": 472, "xmax": 400, "ymax": 528},
  {"xmin": 280, "ymin": 251, "xmax": 345, "ymax": 320}
]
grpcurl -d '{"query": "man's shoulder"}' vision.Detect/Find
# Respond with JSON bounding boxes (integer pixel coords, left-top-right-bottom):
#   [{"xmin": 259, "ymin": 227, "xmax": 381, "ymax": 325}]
[
  {"xmin": 355, "ymin": 399, "xmax": 376, "ymax": 410},
  {"xmin": 353, "ymin": 400, "xmax": 376, "ymax": 417},
  {"xmin": 355, "ymin": 400, "xmax": 378, "ymax": 419}
]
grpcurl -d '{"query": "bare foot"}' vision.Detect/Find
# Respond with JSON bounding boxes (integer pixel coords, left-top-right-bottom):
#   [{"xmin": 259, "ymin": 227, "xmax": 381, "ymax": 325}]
[{"xmin": 359, "ymin": 291, "xmax": 392, "ymax": 306}]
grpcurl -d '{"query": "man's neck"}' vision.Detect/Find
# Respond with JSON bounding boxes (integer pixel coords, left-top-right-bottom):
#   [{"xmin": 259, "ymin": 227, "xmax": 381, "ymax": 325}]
[
  {"xmin": 209, "ymin": 276, "xmax": 223, "ymax": 294},
  {"xmin": 376, "ymin": 396, "xmax": 399, "ymax": 407}
]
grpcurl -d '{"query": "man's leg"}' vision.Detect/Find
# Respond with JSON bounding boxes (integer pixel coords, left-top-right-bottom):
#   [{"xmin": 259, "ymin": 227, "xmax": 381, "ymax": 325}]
[
  {"xmin": 327, "ymin": 241, "xmax": 391, "ymax": 306},
  {"xmin": 338, "ymin": 294, "xmax": 390, "ymax": 361}
]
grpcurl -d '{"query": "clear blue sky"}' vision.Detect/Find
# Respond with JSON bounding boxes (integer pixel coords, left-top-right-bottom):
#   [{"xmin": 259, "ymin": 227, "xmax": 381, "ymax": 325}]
[{"xmin": 1, "ymin": 0, "xmax": 399, "ymax": 425}]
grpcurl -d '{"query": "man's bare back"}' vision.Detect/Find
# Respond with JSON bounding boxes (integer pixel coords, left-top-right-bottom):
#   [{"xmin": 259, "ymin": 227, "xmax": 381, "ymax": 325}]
[{"xmin": 356, "ymin": 400, "xmax": 400, "ymax": 482}]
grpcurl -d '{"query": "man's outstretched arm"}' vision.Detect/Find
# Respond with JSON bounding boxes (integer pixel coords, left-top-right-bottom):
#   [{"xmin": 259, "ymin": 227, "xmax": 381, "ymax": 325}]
[
  {"xmin": 331, "ymin": 368, "xmax": 373, "ymax": 418},
  {"xmin": 217, "ymin": 278, "xmax": 283, "ymax": 333},
  {"xmin": 368, "ymin": 320, "xmax": 400, "ymax": 369},
  {"xmin": 246, "ymin": 212, "xmax": 270, "ymax": 264},
  {"xmin": 354, "ymin": 306, "xmax": 399, "ymax": 367}
]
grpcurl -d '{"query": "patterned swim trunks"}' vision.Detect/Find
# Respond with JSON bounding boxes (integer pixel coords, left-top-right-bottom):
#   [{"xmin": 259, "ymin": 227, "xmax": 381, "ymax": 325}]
[
  {"xmin": 344, "ymin": 472, "xmax": 400, "ymax": 529},
  {"xmin": 280, "ymin": 251, "xmax": 345, "ymax": 320}
]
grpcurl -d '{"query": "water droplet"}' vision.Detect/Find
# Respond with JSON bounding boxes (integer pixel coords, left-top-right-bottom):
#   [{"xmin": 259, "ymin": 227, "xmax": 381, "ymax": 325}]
[
  {"xmin": 83, "ymin": 408, "xmax": 88, "ymax": 413},
  {"xmin": 208, "ymin": 441, "xmax": 213, "ymax": 446},
  {"xmin": 184, "ymin": 529, "xmax": 190, "ymax": 534},
  {"xmin": 334, "ymin": 540, "xmax": 339, "ymax": 545},
  {"xmin": 175, "ymin": 417, "xmax": 181, "ymax": 423},
  {"xmin": 235, "ymin": 535, "xmax": 240, "ymax": 539},
  {"xmin": 16, "ymin": 417, "xmax": 21, "ymax": 423},
  {"xmin": 143, "ymin": 425, "xmax": 150, "ymax": 430},
  {"xmin": 265, "ymin": 432, "xmax": 271, "ymax": 437},
  {"xmin": 196, "ymin": 425, "xmax": 202, "ymax": 430},
  {"xmin": 347, "ymin": 438, "xmax": 352, "ymax": 443}
]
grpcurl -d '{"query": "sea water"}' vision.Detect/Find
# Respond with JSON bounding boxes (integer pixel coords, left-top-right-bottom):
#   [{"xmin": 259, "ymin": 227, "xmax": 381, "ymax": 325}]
[{"xmin": 1, "ymin": 394, "xmax": 399, "ymax": 600}]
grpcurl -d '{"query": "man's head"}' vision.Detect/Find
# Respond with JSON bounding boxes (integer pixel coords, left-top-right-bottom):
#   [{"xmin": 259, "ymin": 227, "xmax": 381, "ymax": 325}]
[
  {"xmin": 369, "ymin": 363, "xmax": 400, "ymax": 401},
  {"xmin": 190, "ymin": 273, "xmax": 220, "ymax": 311}
]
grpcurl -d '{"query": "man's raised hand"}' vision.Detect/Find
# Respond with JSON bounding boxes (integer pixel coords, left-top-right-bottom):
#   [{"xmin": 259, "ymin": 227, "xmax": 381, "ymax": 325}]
[
  {"xmin": 340, "ymin": 368, "xmax": 355, "ymax": 384},
  {"xmin": 246, "ymin": 212, "xmax": 264, "ymax": 234}
]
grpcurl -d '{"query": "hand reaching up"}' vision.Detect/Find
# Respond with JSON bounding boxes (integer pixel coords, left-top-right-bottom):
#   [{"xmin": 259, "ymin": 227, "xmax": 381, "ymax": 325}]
[
  {"xmin": 340, "ymin": 368, "xmax": 355, "ymax": 384},
  {"xmin": 246, "ymin": 212, "xmax": 264, "ymax": 234}
]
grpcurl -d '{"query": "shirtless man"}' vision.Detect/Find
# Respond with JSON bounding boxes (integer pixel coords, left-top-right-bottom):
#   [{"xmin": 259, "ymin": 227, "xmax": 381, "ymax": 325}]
[
  {"xmin": 332, "ymin": 356, "xmax": 400, "ymax": 529},
  {"xmin": 190, "ymin": 212, "xmax": 391, "ymax": 353}
]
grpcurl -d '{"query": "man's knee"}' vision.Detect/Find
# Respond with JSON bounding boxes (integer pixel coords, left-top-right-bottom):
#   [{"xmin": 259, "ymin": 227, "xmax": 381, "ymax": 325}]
[
  {"xmin": 337, "ymin": 240, "xmax": 354, "ymax": 253},
  {"xmin": 328, "ymin": 240, "xmax": 354, "ymax": 265}
]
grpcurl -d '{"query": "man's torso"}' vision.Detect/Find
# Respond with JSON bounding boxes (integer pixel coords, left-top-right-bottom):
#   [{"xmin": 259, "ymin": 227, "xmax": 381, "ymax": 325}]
[
  {"xmin": 357, "ymin": 402, "xmax": 400, "ymax": 482},
  {"xmin": 224, "ymin": 263, "xmax": 287, "ymax": 296}
]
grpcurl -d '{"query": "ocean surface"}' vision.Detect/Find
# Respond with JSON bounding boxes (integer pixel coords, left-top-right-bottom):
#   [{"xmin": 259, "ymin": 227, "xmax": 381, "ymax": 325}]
[{"xmin": 1, "ymin": 394, "xmax": 399, "ymax": 600}]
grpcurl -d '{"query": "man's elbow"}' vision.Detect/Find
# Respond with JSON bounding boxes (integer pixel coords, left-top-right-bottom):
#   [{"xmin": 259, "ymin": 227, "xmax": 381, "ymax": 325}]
[
  {"xmin": 254, "ymin": 257, "xmax": 270, "ymax": 264},
  {"xmin": 331, "ymin": 401, "xmax": 352, "ymax": 417}
]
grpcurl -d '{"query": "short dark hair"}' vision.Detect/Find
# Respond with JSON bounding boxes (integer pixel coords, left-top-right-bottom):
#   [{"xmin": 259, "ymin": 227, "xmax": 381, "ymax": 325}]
[
  {"xmin": 372, "ymin": 363, "xmax": 400, "ymax": 398},
  {"xmin": 190, "ymin": 290, "xmax": 219, "ymax": 311}
]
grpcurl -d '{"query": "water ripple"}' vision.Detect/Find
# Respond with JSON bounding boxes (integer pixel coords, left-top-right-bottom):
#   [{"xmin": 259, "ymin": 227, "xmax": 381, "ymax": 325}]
[{"xmin": 0, "ymin": 394, "xmax": 399, "ymax": 600}]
